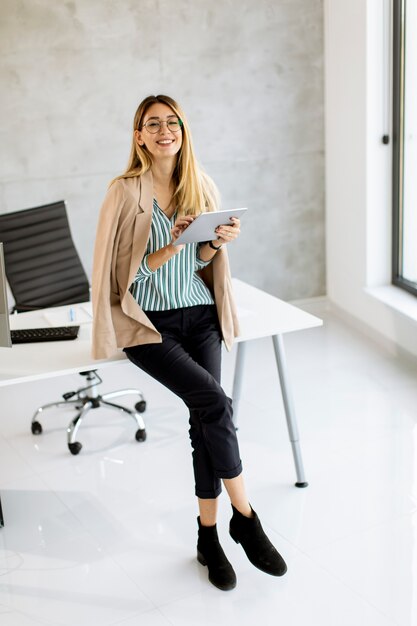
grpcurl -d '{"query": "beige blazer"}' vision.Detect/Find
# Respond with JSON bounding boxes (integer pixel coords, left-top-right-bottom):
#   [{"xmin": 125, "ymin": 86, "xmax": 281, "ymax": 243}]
[{"xmin": 91, "ymin": 170, "xmax": 240, "ymax": 359}]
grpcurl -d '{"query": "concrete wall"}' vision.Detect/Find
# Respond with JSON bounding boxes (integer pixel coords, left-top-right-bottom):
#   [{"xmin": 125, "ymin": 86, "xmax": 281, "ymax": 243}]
[{"xmin": 0, "ymin": 0, "xmax": 324, "ymax": 300}]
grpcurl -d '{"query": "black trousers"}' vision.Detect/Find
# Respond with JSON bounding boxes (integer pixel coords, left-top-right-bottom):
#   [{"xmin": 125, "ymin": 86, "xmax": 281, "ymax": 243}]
[{"xmin": 124, "ymin": 305, "xmax": 242, "ymax": 498}]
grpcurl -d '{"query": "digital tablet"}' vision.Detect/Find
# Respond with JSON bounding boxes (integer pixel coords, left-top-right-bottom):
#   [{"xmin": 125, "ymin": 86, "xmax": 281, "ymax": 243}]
[{"xmin": 173, "ymin": 207, "xmax": 248, "ymax": 246}]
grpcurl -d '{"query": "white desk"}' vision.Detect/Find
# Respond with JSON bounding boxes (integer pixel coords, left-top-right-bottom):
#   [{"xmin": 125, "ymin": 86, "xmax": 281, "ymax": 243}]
[
  {"xmin": 231, "ymin": 279, "xmax": 322, "ymax": 487},
  {"xmin": 0, "ymin": 303, "xmax": 123, "ymax": 386},
  {"xmin": 0, "ymin": 279, "xmax": 322, "ymax": 524}
]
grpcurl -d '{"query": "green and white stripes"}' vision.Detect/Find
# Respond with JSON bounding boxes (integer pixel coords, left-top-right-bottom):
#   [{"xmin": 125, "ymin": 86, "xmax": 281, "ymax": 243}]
[{"xmin": 130, "ymin": 199, "xmax": 214, "ymax": 311}]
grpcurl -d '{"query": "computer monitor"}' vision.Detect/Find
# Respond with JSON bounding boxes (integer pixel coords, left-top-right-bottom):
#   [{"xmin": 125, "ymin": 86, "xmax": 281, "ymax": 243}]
[{"xmin": 0, "ymin": 243, "xmax": 12, "ymax": 348}]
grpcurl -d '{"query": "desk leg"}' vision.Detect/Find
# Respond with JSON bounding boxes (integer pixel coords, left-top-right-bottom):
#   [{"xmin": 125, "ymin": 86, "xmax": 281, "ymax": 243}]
[
  {"xmin": 231, "ymin": 341, "xmax": 247, "ymax": 430},
  {"xmin": 272, "ymin": 334, "xmax": 309, "ymax": 488},
  {"xmin": 0, "ymin": 493, "xmax": 4, "ymax": 527}
]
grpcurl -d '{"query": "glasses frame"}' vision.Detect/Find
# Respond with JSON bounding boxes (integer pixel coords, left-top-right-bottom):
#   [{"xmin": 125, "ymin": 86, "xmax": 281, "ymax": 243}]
[{"xmin": 140, "ymin": 118, "xmax": 183, "ymax": 134}]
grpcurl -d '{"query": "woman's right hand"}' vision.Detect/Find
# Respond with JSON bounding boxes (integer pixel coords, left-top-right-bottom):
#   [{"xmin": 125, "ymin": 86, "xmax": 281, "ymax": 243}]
[
  {"xmin": 146, "ymin": 215, "xmax": 195, "ymax": 271},
  {"xmin": 170, "ymin": 215, "xmax": 194, "ymax": 252}
]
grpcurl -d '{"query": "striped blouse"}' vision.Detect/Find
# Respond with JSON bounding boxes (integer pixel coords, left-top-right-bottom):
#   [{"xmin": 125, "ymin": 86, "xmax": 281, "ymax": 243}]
[{"xmin": 129, "ymin": 199, "xmax": 214, "ymax": 311}]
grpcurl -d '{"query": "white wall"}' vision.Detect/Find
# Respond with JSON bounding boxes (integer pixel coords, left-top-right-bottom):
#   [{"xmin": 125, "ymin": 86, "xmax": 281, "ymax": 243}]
[{"xmin": 324, "ymin": 0, "xmax": 417, "ymax": 359}]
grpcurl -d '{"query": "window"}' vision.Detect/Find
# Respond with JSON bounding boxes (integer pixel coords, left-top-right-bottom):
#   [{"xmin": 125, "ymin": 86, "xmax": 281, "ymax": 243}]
[{"xmin": 392, "ymin": 0, "xmax": 417, "ymax": 296}]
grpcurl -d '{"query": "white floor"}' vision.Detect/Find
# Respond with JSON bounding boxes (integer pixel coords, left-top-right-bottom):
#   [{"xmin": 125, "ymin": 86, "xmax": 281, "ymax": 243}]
[{"xmin": 1, "ymin": 302, "xmax": 417, "ymax": 626}]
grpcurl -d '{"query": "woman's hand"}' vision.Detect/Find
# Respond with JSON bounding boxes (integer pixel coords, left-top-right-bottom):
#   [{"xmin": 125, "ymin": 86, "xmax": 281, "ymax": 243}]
[
  {"xmin": 170, "ymin": 215, "xmax": 194, "ymax": 252},
  {"xmin": 214, "ymin": 217, "xmax": 241, "ymax": 246}
]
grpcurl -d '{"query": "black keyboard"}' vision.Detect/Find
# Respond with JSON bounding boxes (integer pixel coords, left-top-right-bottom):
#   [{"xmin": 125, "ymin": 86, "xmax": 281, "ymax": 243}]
[{"xmin": 11, "ymin": 325, "xmax": 80, "ymax": 344}]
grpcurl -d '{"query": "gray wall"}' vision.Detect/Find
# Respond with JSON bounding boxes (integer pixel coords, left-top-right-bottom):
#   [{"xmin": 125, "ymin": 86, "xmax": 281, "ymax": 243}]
[{"xmin": 0, "ymin": 0, "xmax": 324, "ymax": 300}]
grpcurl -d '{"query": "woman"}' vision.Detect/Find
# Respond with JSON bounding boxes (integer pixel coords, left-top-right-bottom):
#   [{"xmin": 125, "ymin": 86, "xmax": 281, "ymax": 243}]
[{"xmin": 92, "ymin": 95, "xmax": 287, "ymax": 591}]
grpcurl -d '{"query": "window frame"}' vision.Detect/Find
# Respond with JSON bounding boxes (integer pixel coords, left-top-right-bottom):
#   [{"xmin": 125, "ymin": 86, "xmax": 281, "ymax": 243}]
[{"xmin": 392, "ymin": 0, "xmax": 417, "ymax": 296}]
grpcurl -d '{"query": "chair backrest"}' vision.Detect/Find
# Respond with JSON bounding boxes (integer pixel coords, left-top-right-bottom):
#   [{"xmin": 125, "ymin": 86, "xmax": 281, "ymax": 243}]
[{"xmin": 0, "ymin": 201, "xmax": 90, "ymax": 311}]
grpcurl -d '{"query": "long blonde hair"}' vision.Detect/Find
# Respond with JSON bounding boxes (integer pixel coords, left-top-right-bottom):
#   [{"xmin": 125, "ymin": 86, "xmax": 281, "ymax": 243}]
[{"xmin": 112, "ymin": 95, "xmax": 219, "ymax": 216}]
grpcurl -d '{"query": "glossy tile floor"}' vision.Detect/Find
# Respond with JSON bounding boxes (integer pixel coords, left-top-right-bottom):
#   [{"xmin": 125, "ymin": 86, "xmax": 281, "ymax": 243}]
[{"xmin": 1, "ymin": 301, "xmax": 417, "ymax": 626}]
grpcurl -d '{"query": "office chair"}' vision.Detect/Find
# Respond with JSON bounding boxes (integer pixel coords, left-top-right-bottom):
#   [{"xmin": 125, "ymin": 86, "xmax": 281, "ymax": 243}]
[{"xmin": 0, "ymin": 201, "xmax": 147, "ymax": 455}]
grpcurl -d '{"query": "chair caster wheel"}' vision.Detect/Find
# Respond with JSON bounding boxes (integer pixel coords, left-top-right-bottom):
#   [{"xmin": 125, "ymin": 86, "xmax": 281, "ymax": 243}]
[
  {"xmin": 31, "ymin": 421, "xmax": 43, "ymax": 435},
  {"xmin": 135, "ymin": 400, "xmax": 147, "ymax": 413},
  {"xmin": 68, "ymin": 442, "xmax": 82, "ymax": 455},
  {"xmin": 135, "ymin": 428, "xmax": 147, "ymax": 442}
]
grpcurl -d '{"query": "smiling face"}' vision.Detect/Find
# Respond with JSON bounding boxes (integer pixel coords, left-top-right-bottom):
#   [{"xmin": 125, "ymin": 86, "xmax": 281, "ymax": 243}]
[{"xmin": 135, "ymin": 102, "xmax": 183, "ymax": 163}]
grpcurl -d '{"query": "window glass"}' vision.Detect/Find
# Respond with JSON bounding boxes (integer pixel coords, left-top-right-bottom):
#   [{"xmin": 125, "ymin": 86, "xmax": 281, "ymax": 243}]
[{"xmin": 402, "ymin": 0, "xmax": 417, "ymax": 284}]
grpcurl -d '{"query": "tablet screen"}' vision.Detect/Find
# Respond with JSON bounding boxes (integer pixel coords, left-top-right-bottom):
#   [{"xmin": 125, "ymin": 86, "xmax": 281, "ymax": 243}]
[{"xmin": 173, "ymin": 207, "xmax": 247, "ymax": 246}]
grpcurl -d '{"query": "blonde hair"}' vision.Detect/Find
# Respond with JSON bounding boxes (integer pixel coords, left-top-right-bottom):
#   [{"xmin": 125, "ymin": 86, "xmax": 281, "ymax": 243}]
[{"xmin": 112, "ymin": 95, "xmax": 220, "ymax": 216}]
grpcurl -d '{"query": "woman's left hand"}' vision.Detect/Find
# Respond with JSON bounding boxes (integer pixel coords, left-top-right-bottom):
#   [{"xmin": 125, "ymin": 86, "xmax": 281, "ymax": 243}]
[{"xmin": 214, "ymin": 217, "xmax": 241, "ymax": 246}]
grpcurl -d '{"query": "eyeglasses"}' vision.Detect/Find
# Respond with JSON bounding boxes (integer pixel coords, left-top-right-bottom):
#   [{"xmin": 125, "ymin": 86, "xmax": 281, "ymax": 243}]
[{"xmin": 141, "ymin": 118, "xmax": 183, "ymax": 134}]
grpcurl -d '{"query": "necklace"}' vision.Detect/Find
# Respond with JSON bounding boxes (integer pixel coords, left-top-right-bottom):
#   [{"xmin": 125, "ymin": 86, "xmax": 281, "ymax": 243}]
[
  {"xmin": 154, "ymin": 187, "xmax": 175, "ymax": 214},
  {"xmin": 159, "ymin": 196, "xmax": 174, "ymax": 213},
  {"xmin": 155, "ymin": 196, "xmax": 177, "ymax": 221},
  {"xmin": 153, "ymin": 178, "xmax": 177, "ymax": 216}
]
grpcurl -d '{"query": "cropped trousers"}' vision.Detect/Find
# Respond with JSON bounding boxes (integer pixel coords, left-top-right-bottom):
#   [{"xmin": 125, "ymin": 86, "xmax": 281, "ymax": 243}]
[{"xmin": 124, "ymin": 305, "xmax": 242, "ymax": 499}]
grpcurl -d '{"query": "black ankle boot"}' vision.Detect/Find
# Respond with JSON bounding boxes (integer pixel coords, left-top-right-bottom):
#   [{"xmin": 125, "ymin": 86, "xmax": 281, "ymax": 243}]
[
  {"xmin": 229, "ymin": 505, "xmax": 287, "ymax": 576},
  {"xmin": 197, "ymin": 517, "xmax": 237, "ymax": 591}
]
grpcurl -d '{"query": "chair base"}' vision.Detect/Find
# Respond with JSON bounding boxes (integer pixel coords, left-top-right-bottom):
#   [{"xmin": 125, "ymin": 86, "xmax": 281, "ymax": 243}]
[{"xmin": 31, "ymin": 370, "xmax": 147, "ymax": 455}]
